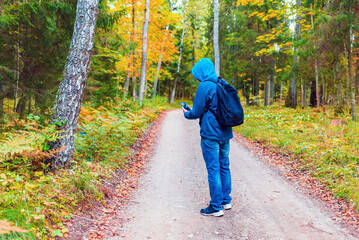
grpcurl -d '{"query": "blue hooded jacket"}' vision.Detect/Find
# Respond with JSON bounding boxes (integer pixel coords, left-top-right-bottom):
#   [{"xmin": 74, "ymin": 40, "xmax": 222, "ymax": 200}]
[{"xmin": 184, "ymin": 58, "xmax": 233, "ymax": 141}]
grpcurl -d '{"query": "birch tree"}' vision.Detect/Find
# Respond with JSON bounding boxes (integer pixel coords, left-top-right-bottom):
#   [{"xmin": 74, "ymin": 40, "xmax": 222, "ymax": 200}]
[
  {"xmin": 48, "ymin": 0, "xmax": 99, "ymax": 169},
  {"xmin": 214, "ymin": 0, "xmax": 220, "ymax": 75},
  {"xmin": 138, "ymin": 0, "xmax": 150, "ymax": 104},
  {"xmin": 169, "ymin": 0, "xmax": 186, "ymax": 104},
  {"xmin": 124, "ymin": 0, "xmax": 136, "ymax": 99},
  {"xmin": 152, "ymin": 23, "xmax": 170, "ymax": 97},
  {"xmin": 345, "ymin": 0, "xmax": 357, "ymax": 121},
  {"xmin": 151, "ymin": 51, "xmax": 163, "ymax": 97}
]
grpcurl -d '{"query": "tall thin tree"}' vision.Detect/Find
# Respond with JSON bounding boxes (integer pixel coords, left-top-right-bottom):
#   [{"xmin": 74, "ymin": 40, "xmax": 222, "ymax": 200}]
[
  {"xmin": 285, "ymin": 0, "xmax": 302, "ymax": 108},
  {"xmin": 49, "ymin": 0, "xmax": 99, "ymax": 168},
  {"xmin": 138, "ymin": 0, "xmax": 150, "ymax": 104},
  {"xmin": 311, "ymin": 3, "xmax": 320, "ymax": 109},
  {"xmin": 152, "ymin": 0, "xmax": 175, "ymax": 98},
  {"xmin": 214, "ymin": 0, "xmax": 220, "ymax": 75},
  {"xmin": 169, "ymin": 0, "xmax": 186, "ymax": 104},
  {"xmin": 124, "ymin": 0, "xmax": 137, "ymax": 98}
]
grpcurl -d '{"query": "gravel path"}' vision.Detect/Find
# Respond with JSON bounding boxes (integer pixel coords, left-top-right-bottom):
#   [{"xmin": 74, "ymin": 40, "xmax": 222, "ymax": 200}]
[{"xmin": 108, "ymin": 110, "xmax": 358, "ymax": 240}]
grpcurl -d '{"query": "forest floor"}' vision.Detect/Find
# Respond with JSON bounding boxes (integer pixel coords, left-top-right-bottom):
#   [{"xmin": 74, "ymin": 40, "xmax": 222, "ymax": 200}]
[{"xmin": 65, "ymin": 110, "xmax": 359, "ymax": 240}]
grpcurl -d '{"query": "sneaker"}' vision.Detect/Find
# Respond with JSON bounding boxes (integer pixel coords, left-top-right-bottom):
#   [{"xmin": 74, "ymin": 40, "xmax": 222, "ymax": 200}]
[
  {"xmin": 200, "ymin": 205, "xmax": 224, "ymax": 217},
  {"xmin": 222, "ymin": 203, "xmax": 232, "ymax": 210}
]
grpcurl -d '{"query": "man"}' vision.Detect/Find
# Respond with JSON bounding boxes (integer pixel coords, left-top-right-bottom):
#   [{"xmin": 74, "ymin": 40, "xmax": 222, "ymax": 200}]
[{"xmin": 182, "ymin": 58, "xmax": 232, "ymax": 217}]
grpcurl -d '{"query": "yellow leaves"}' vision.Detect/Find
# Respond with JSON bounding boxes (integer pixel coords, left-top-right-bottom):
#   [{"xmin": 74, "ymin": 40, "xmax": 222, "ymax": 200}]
[
  {"xmin": 113, "ymin": 0, "xmax": 179, "ymax": 78},
  {"xmin": 302, "ymin": 24, "xmax": 312, "ymax": 32},
  {"xmin": 0, "ymin": 220, "xmax": 29, "ymax": 235},
  {"xmin": 248, "ymin": 9, "xmax": 286, "ymax": 21},
  {"xmin": 237, "ymin": 0, "xmax": 264, "ymax": 7},
  {"xmin": 61, "ymin": 211, "xmax": 69, "ymax": 216},
  {"xmin": 248, "ymin": 11, "xmax": 259, "ymax": 17},
  {"xmin": 256, "ymin": 33, "xmax": 276, "ymax": 44},
  {"xmin": 275, "ymin": 65, "xmax": 290, "ymax": 73},
  {"xmin": 238, "ymin": 73, "xmax": 247, "ymax": 77}
]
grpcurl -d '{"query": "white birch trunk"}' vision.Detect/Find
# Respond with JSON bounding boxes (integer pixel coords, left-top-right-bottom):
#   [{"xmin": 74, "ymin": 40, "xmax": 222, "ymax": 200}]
[
  {"xmin": 152, "ymin": 54, "xmax": 163, "ymax": 98},
  {"xmin": 138, "ymin": 0, "xmax": 150, "ymax": 104},
  {"xmin": 152, "ymin": 26, "xmax": 170, "ymax": 98},
  {"xmin": 214, "ymin": 0, "xmax": 220, "ymax": 75},
  {"xmin": 49, "ymin": 0, "xmax": 99, "ymax": 168},
  {"xmin": 169, "ymin": 0, "xmax": 186, "ymax": 104},
  {"xmin": 132, "ymin": 76, "xmax": 137, "ymax": 105}
]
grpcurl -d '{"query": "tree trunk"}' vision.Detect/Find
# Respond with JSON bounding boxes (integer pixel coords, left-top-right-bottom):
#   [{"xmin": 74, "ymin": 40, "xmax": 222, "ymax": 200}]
[
  {"xmin": 321, "ymin": 74, "xmax": 326, "ymax": 114},
  {"xmin": 0, "ymin": 84, "xmax": 4, "ymax": 118},
  {"xmin": 356, "ymin": 52, "xmax": 359, "ymax": 104},
  {"xmin": 16, "ymin": 95, "xmax": 27, "ymax": 119},
  {"xmin": 303, "ymin": 81, "xmax": 307, "ymax": 106},
  {"xmin": 310, "ymin": 80, "xmax": 316, "ymax": 107},
  {"xmin": 351, "ymin": 91, "xmax": 357, "ymax": 121},
  {"xmin": 130, "ymin": 0, "xmax": 136, "ymax": 102},
  {"xmin": 348, "ymin": 24, "xmax": 357, "ymax": 121},
  {"xmin": 280, "ymin": 79, "xmax": 283, "ymax": 101},
  {"xmin": 301, "ymin": 79, "xmax": 304, "ymax": 108},
  {"xmin": 269, "ymin": 58, "xmax": 275, "ymax": 104},
  {"xmin": 170, "ymin": 0, "xmax": 186, "ymax": 105},
  {"xmin": 123, "ymin": 67, "xmax": 131, "ymax": 98},
  {"xmin": 152, "ymin": 54, "xmax": 162, "ymax": 98},
  {"xmin": 213, "ymin": 0, "xmax": 220, "ymax": 75},
  {"xmin": 170, "ymin": 77, "xmax": 178, "ymax": 104},
  {"xmin": 132, "ymin": 76, "xmax": 137, "ymax": 105},
  {"xmin": 27, "ymin": 92, "xmax": 31, "ymax": 115},
  {"xmin": 285, "ymin": 0, "xmax": 302, "ymax": 108},
  {"xmin": 13, "ymin": 42, "xmax": 20, "ymax": 126},
  {"xmin": 314, "ymin": 61, "xmax": 320, "ymax": 109},
  {"xmin": 311, "ymin": 4, "xmax": 320, "ymax": 109},
  {"xmin": 254, "ymin": 57, "xmax": 260, "ymax": 96},
  {"xmin": 264, "ymin": 75, "xmax": 269, "ymax": 106},
  {"xmin": 48, "ymin": 0, "xmax": 99, "ymax": 169},
  {"xmin": 152, "ymin": 25, "xmax": 170, "ymax": 98},
  {"xmin": 138, "ymin": 0, "xmax": 150, "ymax": 104},
  {"xmin": 192, "ymin": 27, "xmax": 196, "ymax": 67}
]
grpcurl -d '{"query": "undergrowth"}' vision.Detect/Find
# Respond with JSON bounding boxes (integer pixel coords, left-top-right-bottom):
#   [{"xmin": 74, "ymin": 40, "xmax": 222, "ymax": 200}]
[
  {"xmin": 235, "ymin": 104, "xmax": 359, "ymax": 209},
  {"xmin": 0, "ymin": 96, "xmax": 169, "ymax": 239}
]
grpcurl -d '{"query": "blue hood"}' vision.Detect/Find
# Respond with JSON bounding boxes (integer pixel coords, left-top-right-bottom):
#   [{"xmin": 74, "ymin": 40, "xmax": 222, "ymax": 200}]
[{"xmin": 192, "ymin": 58, "xmax": 218, "ymax": 82}]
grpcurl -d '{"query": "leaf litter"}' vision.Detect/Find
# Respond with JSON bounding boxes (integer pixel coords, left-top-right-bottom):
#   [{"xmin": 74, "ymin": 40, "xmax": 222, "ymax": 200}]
[
  {"xmin": 62, "ymin": 110, "xmax": 170, "ymax": 240},
  {"xmin": 235, "ymin": 133, "xmax": 359, "ymax": 234}
]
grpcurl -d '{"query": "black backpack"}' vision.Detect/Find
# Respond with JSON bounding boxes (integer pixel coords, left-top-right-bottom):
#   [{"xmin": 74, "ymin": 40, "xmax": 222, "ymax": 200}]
[{"xmin": 206, "ymin": 77, "xmax": 244, "ymax": 127}]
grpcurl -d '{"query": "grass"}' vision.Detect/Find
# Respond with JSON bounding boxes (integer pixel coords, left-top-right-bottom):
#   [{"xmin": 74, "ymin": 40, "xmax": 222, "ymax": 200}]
[
  {"xmin": 0, "ymin": 96, "xmax": 171, "ymax": 239},
  {"xmin": 234, "ymin": 104, "xmax": 359, "ymax": 209}
]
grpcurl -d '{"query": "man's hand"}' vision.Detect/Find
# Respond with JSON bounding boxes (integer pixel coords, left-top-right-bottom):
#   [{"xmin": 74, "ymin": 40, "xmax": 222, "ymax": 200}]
[{"xmin": 182, "ymin": 106, "xmax": 188, "ymax": 114}]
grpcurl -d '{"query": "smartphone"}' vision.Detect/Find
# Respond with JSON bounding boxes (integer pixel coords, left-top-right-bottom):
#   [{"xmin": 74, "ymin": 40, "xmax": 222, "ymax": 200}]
[{"xmin": 180, "ymin": 102, "xmax": 191, "ymax": 111}]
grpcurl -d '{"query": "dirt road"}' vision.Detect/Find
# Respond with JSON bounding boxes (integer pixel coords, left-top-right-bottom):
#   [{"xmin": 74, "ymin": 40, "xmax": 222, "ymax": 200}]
[{"xmin": 108, "ymin": 110, "xmax": 358, "ymax": 240}]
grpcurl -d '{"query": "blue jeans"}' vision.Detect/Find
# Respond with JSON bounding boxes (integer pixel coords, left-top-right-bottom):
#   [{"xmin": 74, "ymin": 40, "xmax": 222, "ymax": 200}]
[{"xmin": 201, "ymin": 138, "xmax": 232, "ymax": 211}]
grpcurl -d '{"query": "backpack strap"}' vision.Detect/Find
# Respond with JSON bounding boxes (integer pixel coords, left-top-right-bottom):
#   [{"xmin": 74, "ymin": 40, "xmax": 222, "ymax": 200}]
[{"xmin": 203, "ymin": 77, "xmax": 221, "ymax": 113}]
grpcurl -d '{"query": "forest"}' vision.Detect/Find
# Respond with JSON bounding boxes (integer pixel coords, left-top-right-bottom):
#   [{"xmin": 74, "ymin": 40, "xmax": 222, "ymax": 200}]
[{"xmin": 0, "ymin": 0, "xmax": 358, "ymax": 238}]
